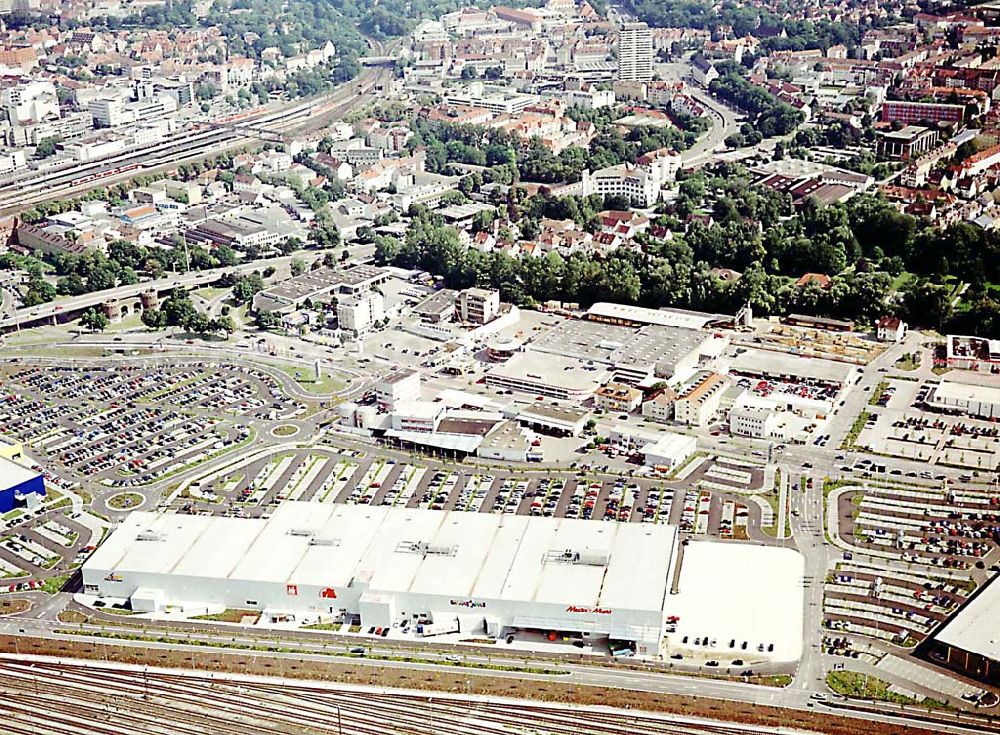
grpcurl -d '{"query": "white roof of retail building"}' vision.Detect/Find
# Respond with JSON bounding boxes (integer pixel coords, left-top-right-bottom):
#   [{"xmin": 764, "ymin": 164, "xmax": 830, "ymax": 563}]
[
  {"xmin": 934, "ymin": 372, "xmax": 1000, "ymax": 407},
  {"xmin": 0, "ymin": 457, "xmax": 40, "ymax": 490},
  {"xmin": 586, "ymin": 303, "xmax": 719, "ymax": 330},
  {"xmin": 933, "ymin": 576, "xmax": 1000, "ymax": 662},
  {"xmin": 87, "ymin": 503, "xmax": 678, "ymax": 614}
]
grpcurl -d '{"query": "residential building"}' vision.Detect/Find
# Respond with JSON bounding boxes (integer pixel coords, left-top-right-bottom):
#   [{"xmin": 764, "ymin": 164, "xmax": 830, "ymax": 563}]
[
  {"xmin": 880, "ymin": 100, "xmax": 965, "ymax": 125},
  {"xmin": 876, "ymin": 316, "xmax": 907, "ymax": 343},
  {"xmin": 674, "ymin": 372, "xmax": 730, "ymax": 427},
  {"xmin": 691, "ymin": 55, "xmax": 719, "ymax": 86},
  {"xmin": 617, "ymin": 22, "xmax": 653, "ymax": 82},
  {"xmin": 594, "ymin": 382, "xmax": 642, "ymax": 414},
  {"xmin": 642, "ymin": 388, "xmax": 678, "ymax": 423}
]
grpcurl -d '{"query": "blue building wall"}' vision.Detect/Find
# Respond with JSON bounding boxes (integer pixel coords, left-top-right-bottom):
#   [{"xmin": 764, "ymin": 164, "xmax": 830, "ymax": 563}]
[{"xmin": 0, "ymin": 475, "xmax": 45, "ymax": 514}]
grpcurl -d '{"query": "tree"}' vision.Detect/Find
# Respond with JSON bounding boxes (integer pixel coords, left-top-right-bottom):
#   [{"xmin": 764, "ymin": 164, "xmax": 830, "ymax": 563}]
[
  {"xmin": 255, "ymin": 310, "xmax": 282, "ymax": 329},
  {"xmin": 185, "ymin": 312, "xmax": 212, "ymax": 335},
  {"xmin": 79, "ymin": 308, "xmax": 109, "ymax": 332},
  {"xmin": 904, "ymin": 280, "xmax": 953, "ymax": 331},
  {"xmin": 211, "ymin": 315, "xmax": 236, "ymax": 336},
  {"xmin": 35, "ymin": 137, "xmax": 60, "ymax": 159},
  {"xmin": 290, "ymin": 258, "xmax": 307, "ymax": 277},
  {"xmin": 22, "ymin": 278, "xmax": 55, "ymax": 306},
  {"xmin": 161, "ymin": 292, "xmax": 197, "ymax": 328},
  {"xmin": 231, "ymin": 273, "xmax": 264, "ymax": 304},
  {"xmin": 141, "ymin": 308, "xmax": 166, "ymax": 329}
]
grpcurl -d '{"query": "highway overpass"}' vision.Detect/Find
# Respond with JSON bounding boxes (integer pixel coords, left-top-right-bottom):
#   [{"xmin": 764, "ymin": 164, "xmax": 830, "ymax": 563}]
[{"xmin": 0, "ymin": 255, "xmax": 306, "ymax": 333}]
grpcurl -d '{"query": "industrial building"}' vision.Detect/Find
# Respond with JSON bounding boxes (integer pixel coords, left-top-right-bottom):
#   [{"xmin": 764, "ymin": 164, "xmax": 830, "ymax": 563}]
[
  {"xmin": 0, "ymin": 457, "xmax": 45, "ymax": 513},
  {"xmin": 84, "ymin": 503, "xmax": 680, "ymax": 654}
]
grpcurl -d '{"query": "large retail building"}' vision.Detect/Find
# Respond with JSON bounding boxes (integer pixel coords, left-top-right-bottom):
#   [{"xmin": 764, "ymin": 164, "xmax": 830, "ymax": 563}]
[{"xmin": 84, "ymin": 503, "xmax": 678, "ymax": 654}]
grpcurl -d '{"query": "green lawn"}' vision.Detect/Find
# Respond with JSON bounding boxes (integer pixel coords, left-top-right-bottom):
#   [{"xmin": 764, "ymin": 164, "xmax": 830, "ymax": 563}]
[
  {"xmin": 890, "ymin": 271, "xmax": 916, "ymax": 292},
  {"xmin": 269, "ymin": 362, "xmax": 346, "ymax": 394},
  {"xmin": 826, "ymin": 671, "xmax": 948, "ymax": 709},
  {"xmin": 194, "ymin": 286, "xmax": 229, "ymax": 300}
]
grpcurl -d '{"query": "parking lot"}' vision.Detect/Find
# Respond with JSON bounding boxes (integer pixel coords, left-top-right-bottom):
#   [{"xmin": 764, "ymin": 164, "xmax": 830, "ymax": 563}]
[
  {"xmin": 174, "ymin": 445, "xmax": 767, "ymax": 539},
  {"xmin": 0, "ymin": 363, "xmax": 301, "ymax": 489},
  {"xmin": 854, "ymin": 377, "xmax": 1000, "ymax": 471},
  {"xmin": 824, "ymin": 474, "xmax": 999, "ymax": 652}
]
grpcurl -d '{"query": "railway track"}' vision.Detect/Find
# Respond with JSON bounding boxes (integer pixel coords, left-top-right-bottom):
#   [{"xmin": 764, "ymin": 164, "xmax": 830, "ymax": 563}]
[
  {"xmin": 0, "ymin": 658, "xmax": 793, "ymax": 735},
  {"xmin": 0, "ymin": 66, "xmax": 381, "ymax": 216}
]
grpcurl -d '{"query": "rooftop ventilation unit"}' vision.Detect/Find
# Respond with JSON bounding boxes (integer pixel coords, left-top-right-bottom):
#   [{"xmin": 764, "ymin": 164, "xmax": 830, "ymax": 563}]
[
  {"xmin": 309, "ymin": 537, "xmax": 340, "ymax": 547},
  {"xmin": 395, "ymin": 541, "xmax": 458, "ymax": 557},
  {"xmin": 545, "ymin": 548, "xmax": 609, "ymax": 566},
  {"xmin": 287, "ymin": 528, "xmax": 315, "ymax": 537},
  {"xmin": 136, "ymin": 531, "xmax": 164, "ymax": 542}
]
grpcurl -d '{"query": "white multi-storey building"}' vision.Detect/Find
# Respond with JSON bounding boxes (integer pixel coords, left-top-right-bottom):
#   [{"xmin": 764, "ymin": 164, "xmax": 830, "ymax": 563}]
[
  {"xmin": 617, "ymin": 22, "xmax": 653, "ymax": 82},
  {"xmin": 376, "ymin": 369, "xmax": 422, "ymax": 411},
  {"xmin": 337, "ymin": 291, "xmax": 385, "ymax": 335}
]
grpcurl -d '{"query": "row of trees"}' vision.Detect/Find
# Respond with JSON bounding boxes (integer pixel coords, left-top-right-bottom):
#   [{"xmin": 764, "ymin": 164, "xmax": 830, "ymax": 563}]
[
  {"xmin": 141, "ymin": 292, "xmax": 235, "ymax": 336},
  {"xmin": 372, "ymin": 207, "xmax": 900, "ymax": 324}
]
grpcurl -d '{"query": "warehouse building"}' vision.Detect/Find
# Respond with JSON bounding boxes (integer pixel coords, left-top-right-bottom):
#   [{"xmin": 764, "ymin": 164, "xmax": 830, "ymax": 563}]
[
  {"xmin": 0, "ymin": 457, "xmax": 45, "ymax": 513},
  {"xmin": 84, "ymin": 503, "xmax": 678, "ymax": 654}
]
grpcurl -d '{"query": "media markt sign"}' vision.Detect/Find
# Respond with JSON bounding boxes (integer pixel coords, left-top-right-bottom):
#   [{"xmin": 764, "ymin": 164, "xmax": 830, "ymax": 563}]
[
  {"xmin": 565, "ymin": 605, "xmax": 612, "ymax": 615},
  {"xmin": 449, "ymin": 598, "xmax": 486, "ymax": 608}
]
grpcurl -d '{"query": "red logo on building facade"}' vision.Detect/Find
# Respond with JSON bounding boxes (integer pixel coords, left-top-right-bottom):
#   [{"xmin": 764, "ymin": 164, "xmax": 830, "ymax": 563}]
[
  {"xmin": 565, "ymin": 605, "xmax": 612, "ymax": 615},
  {"xmin": 320, "ymin": 587, "xmax": 337, "ymax": 599}
]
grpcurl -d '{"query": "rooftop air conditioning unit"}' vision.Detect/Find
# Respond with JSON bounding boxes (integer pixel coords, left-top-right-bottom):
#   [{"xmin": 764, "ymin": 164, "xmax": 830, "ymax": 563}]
[
  {"xmin": 576, "ymin": 550, "xmax": 610, "ymax": 566},
  {"xmin": 309, "ymin": 537, "xmax": 340, "ymax": 547}
]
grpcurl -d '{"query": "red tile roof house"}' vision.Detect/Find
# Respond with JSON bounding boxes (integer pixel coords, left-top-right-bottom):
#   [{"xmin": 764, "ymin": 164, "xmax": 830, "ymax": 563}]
[{"xmin": 795, "ymin": 273, "xmax": 832, "ymax": 289}]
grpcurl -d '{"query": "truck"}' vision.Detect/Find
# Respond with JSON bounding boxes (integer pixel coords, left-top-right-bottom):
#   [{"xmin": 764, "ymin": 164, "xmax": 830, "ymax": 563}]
[{"xmin": 417, "ymin": 618, "xmax": 460, "ymax": 637}]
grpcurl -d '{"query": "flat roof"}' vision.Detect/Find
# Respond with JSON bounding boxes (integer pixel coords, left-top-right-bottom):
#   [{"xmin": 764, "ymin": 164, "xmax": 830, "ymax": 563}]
[
  {"xmin": 87, "ymin": 504, "xmax": 677, "ymax": 613},
  {"xmin": 413, "ymin": 289, "xmax": 456, "ymax": 316},
  {"xmin": 728, "ymin": 348, "xmax": 855, "ymax": 385},
  {"xmin": 587, "ymin": 302, "xmax": 719, "ymax": 330},
  {"xmin": 611, "ymin": 325, "xmax": 710, "ymax": 376},
  {"xmin": 487, "ymin": 351, "xmax": 607, "ymax": 393},
  {"xmin": 519, "ymin": 403, "xmax": 589, "ymax": 423},
  {"xmin": 934, "ymin": 374, "xmax": 1000, "ymax": 406},
  {"xmin": 641, "ymin": 431, "xmax": 697, "ymax": 457},
  {"xmin": 933, "ymin": 575, "xmax": 1000, "ymax": 662},
  {"xmin": 0, "ymin": 457, "xmax": 41, "ymax": 490},
  {"xmin": 668, "ymin": 541, "xmax": 804, "ymax": 661}
]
